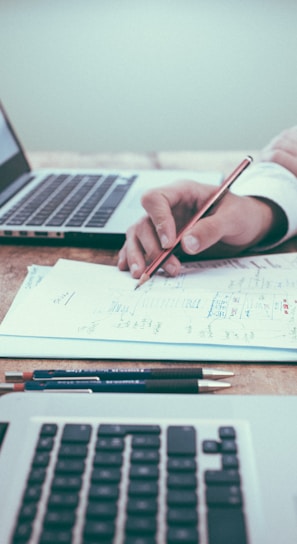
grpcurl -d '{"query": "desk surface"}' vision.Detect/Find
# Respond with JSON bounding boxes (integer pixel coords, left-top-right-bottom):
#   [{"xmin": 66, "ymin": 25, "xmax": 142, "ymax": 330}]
[{"xmin": 0, "ymin": 150, "xmax": 296, "ymax": 395}]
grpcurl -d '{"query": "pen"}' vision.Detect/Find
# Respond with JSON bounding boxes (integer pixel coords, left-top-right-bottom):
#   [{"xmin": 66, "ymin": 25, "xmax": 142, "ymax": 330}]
[
  {"xmin": 5, "ymin": 367, "xmax": 234, "ymax": 383},
  {"xmin": 0, "ymin": 379, "xmax": 231, "ymax": 394},
  {"xmin": 135, "ymin": 155, "xmax": 253, "ymax": 289}
]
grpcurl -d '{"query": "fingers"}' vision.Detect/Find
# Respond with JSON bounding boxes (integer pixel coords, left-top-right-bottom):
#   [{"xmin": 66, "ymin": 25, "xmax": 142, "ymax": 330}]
[
  {"xmin": 180, "ymin": 193, "xmax": 277, "ymax": 255},
  {"xmin": 118, "ymin": 180, "xmax": 214, "ymax": 277},
  {"xmin": 180, "ymin": 196, "xmax": 235, "ymax": 255},
  {"xmin": 140, "ymin": 183, "xmax": 183, "ymax": 248},
  {"xmin": 260, "ymin": 126, "xmax": 297, "ymax": 176},
  {"xmin": 181, "ymin": 215, "xmax": 222, "ymax": 255},
  {"xmin": 117, "ymin": 217, "xmax": 181, "ymax": 278},
  {"xmin": 117, "ymin": 182, "xmax": 277, "ymax": 279}
]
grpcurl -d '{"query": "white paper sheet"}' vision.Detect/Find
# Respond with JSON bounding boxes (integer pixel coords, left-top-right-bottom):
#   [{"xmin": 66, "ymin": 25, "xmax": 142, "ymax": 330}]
[{"xmin": 1, "ymin": 253, "xmax": 297, "ymax": 361}]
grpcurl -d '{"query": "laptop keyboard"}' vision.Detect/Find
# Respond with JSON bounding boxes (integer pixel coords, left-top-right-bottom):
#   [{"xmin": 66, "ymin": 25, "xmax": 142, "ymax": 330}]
[
  {"xmin": 10, "ymin": 420, "xmax": 248, "ymax": 543},
  {"xmin": 0, "ymin": 173, "xmax": 137, "ymax": 229}
]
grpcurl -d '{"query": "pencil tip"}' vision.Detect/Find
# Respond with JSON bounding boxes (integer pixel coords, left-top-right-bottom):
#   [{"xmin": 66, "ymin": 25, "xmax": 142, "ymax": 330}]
[{"xmin": 134, "ymin": 273, "xmax": 150, "ymax": 291}]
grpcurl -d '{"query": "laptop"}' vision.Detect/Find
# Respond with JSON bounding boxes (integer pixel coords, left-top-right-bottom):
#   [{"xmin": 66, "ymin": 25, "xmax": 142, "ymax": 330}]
[
  {"xmin": 0, "ymin": 102, "xmax": 223, "ymax": 248},
  {"xmin": 0, "ymin": 392, "xmax": 296, "ymax": 543}
]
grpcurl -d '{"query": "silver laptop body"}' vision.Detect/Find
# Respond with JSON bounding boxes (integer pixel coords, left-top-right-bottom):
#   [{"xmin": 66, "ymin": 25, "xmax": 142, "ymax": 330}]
[
  {"xmin": 0, "ymin": 392, "xmax": 296, "ymax": 543},
  {"xmin": 0, "ymin": 102, "xmax": 222, "ymax": 248}
]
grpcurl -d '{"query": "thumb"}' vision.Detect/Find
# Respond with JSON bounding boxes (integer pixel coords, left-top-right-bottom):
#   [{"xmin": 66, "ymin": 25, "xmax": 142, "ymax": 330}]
[{"xmin": 181, "ymin": 215, "xmax": 223, "ymax": 255}]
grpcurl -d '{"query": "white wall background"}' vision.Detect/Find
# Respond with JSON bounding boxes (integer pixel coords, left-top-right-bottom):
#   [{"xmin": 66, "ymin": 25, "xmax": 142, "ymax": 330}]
[{"xmin": 1, "ymin": 0, "xmax": 297, "ymax": 153}]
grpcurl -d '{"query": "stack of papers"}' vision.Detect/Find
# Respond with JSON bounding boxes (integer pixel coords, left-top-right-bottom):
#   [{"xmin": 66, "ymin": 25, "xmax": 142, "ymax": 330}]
[{"xmin": 1, "ymin": 253, "xmax": 297, "ymax": 362}]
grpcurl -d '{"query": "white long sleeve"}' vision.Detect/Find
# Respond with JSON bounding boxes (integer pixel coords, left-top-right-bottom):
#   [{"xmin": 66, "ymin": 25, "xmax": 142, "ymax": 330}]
[{"xmin": 231, "ymin": 162, "xmax": 297, "ymax": 249}]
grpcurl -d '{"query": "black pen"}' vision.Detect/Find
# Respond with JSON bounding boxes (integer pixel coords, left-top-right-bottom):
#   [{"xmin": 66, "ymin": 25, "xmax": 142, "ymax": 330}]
[
  {"xmin": 0, "ymin": 379, "xmax": 231, "ymax": 394},
  {"xmin": 5, "ymin": 367, "xmax": 234, "ymax": 383}
]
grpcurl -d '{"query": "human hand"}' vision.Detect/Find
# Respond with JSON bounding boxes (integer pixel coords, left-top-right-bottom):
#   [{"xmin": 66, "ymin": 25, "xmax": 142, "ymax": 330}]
[
  {"xmin": 117, "ymin": 180, "xmax": 281, "ymax": 278},
  {"xmin": 260, "ymin": 126, "xmax": 297, "ymax": 176}
]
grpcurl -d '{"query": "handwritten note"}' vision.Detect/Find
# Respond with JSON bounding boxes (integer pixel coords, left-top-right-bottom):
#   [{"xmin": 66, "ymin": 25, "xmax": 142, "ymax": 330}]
[{"xmin": 1, "ymin": 253, "xmax": 297, "ymax": 351}]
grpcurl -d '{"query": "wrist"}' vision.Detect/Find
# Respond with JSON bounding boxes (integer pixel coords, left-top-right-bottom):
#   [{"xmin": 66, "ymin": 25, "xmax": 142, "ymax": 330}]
[{"xmin": 250, "ymin": 197, "xmax": 288, "ymax": 247}]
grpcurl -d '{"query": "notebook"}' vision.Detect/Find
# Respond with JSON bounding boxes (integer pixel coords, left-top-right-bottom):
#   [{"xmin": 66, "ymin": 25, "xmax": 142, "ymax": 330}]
[
  {"xmin": 0, "ymin": 392, "xmax": 296, "ymax": 543},
  {"xmin": 0, "ymin": 102, "xmax": 223, "ymax": 247}
]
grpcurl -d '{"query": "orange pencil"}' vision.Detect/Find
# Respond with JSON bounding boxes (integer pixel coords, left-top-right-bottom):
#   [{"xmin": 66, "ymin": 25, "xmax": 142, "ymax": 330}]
[{"xmin": 135, "ymin": 155, "xmax": 253, "ymax": 289}]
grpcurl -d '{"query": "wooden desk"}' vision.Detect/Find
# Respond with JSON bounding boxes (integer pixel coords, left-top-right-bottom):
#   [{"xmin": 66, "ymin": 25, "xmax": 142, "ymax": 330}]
[{"xmin": 0, "ymin": 151, "xmax": 296, "ymax": 395}]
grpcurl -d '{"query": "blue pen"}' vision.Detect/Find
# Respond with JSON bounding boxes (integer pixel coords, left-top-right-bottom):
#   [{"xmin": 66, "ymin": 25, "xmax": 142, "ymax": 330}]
[{"xmin": 5, "ymin": 368, "xmax": 234, "ymax": 382}]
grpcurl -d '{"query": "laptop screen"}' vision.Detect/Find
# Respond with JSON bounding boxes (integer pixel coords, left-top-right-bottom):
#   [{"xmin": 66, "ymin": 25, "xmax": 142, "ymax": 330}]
[
  {"xmin": 0, "ymin": 109, "xmax": 19, "ymax": 166},
  {"xmin": 0, "ymin": 103, "xmax": 30, "ymax": 203}
]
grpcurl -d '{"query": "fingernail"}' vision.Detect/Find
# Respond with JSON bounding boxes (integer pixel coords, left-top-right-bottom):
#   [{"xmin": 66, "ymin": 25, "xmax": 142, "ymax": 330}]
[
  {"xmin": 130, "ymin": 263, "xmax": 139, "ymax": 276},
  {"xmin": 184, "ymin": 235, "xmax": 200, "ymax": 253},
  {"xmin": 160, "ymin": 234, "xmax": 169, "ymax": 248},
  {"xmin": 165, "ymin": 263, "xmax": 177, "ymax": 276}
]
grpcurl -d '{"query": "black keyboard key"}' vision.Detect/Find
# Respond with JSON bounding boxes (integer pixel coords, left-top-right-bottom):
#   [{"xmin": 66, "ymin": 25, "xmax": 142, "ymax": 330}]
[
  {"xmin": 202, "ymin": 440, "xmax": 220, "ymax": 454},
  {"xmin": 222, "ymin": 454, "xmax": 239, "ymax": 469},
  {"xmin": 98, "ymin": 423, "xmax": 160, "ymax": 436},
  {"xmin": 86, "ymin": 501, "xmax": 118, "ymax": 520},
  {"xmin": 207, "ymin": 508, "xmax": 247, "ymax": 544},
  {"xmin": 40, "ymin": 424, "xmax": 57, "ymax": 437},
  {"xmin": 124, "ymin": 538, "xmax": 156, "ymax": 544},
  {"xmin": 167, "ymin": 507, "xmax": 198, "ymax": 526},
  {"xmin": 167, "ymin": 473, "xmax": 196, "ymax": 489},
  {"xmin": 39, "ymin": 529, "xmax": 73, "ymax": 543},
  {"xmin": 128, "ymin": 481, "xmax": 159, "ymax": 497},
  {"xmin": 130, "ymin": 465, "xmax": 159, "ymax": 480},
  {"xmin": 47, "ymin": 493, "xmax": 79, "ymax": 510},
  {"xmin": 55, "ymin": 459, "xmax": 85, "ymax": 474},
  {"xmin": 43, "ymin": 509, "xmax": 76, "ymax": 528},
  {"xmin": 28, "ymin": 467, "xmax": 47, "ymax": 484},
  {"xmin": 167, "ymin": 526, "xmax": 199, "ymax": 543},
  {"xmin": 221, "ymin": 440, "xmax": 237, "ymax": 454},
  {"xmin": 219, "ymin": 426, "xmax": 236, "ymax": 439},
  {"xmin": 61, "ymin": 424, "xmax": 91, "ymax": 444},
  {"xmin": 205, "ymin": 469, "xmax": 241, "ymax": 485},
  {"xmin": 132, "ymin": 435, "xmax": 160, "ymax": 449},
  {"xmin": 93, "ymin": 451, "xmax": 123, "ymax": 466},
  {"xmin": 23, "ymin": 485, "xmax": 42, "ymax": 502},
  {"xmin": 32, "ymin": 452, "xmax": 51, "ymax": 468},
  {"xmin": 96, "ymin": 436, "xmax": 125, "ymax": 451},
  {"xmin": 167, "ymin": 426, "xmax": 196, "ymax": 456},
  {"xmin": 167, "ymin": 458, "xmax": 196, "ymax": 472},
  {"xmin": 124, "ymin": 425, "xmax": 161, "ymax": 435},
  {"xmin": 206, "ymin": 485, "xmax": 243, "ymax": 507},
  {"xmin": 51, "ymin": 475, "xmax": 82, "ymax": 491},
  {"xmin": 167, "ymin": 490, "xmax": 197, "ymax": 507},
  {"xmin": 98, "ymin": 424, "xmax": 127, "ymax": 436},
  {"xmin": 36, "ymin": 436, "xmax": 55, "ymax": 452},
  {"xmin": 131, "ymin": 450, "xmax": 160, "ymax": 464},
  {"xmin": 127, "ymin": 498, "xmax": 158, "ymax": 515},
  {"xmin": 18, "ymin": 503, "xmax": 37, "ymax": 522},
  {"xmin": 12, "ymin": 521, "xmax": 33, "ymax": 541},
  {"xmin": 83, "ymin": 519, "xmax": 115, "ymax": 540},
  {"xmin": 58, "ymin": 444, "xmax": 88, "ymax": 458},
  {"xmin": 88, "ymin": 483, "xmax": 119, "ymax": 501},
  {"xmin": 91, "ymin": 467, "xmax": 122, "ymax": 483},
  {"xmin": 125, "ymin": 515, "xmax": 157, "ymax": 535}
]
